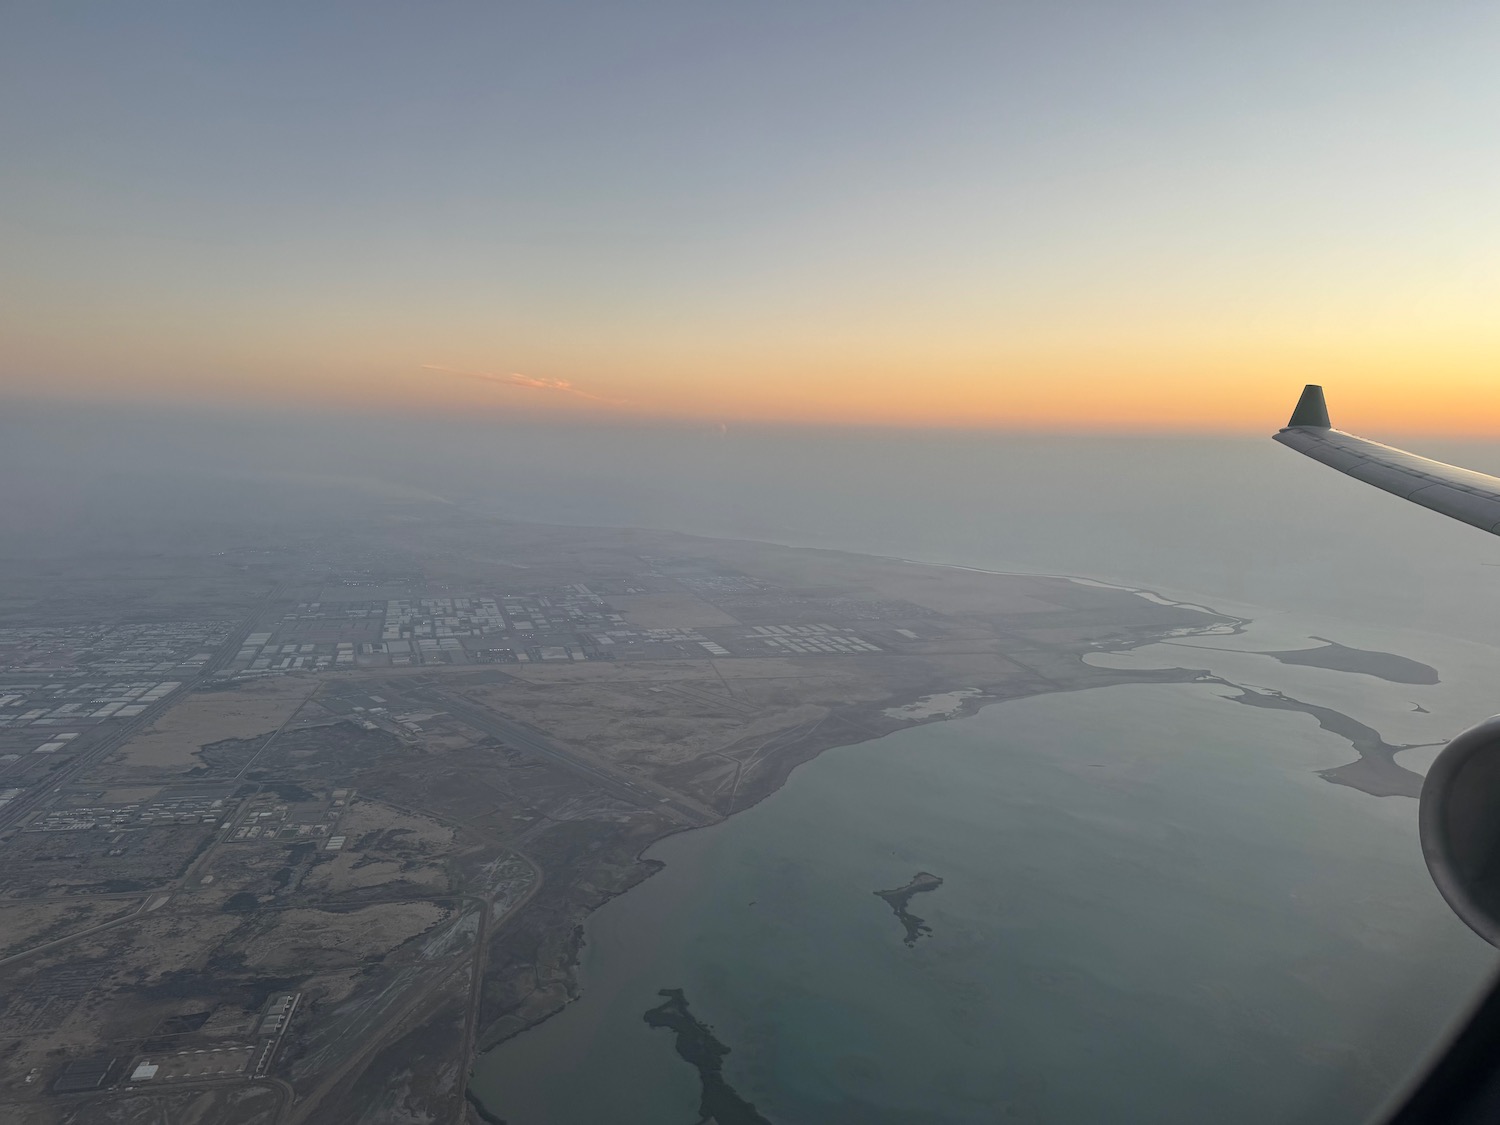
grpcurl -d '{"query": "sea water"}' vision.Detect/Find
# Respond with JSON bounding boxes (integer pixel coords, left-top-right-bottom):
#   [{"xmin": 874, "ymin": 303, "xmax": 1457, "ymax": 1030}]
[
  {"xmin": 467, "ymin": 433, "xmax": 1500, "ymax": 1123},
  {"xmin": 473, "ymin": 651, "xmax": 1496, "ymax": 1123}
]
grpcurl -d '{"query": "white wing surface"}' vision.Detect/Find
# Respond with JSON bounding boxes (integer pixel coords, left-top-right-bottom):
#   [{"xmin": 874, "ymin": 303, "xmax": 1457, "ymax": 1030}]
[{"xmin": 1274, "ymin": 385, "xmax": 1500, "ymax": 535}]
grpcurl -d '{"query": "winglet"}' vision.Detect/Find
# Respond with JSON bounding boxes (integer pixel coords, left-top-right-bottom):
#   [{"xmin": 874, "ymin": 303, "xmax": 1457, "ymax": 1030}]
[{"xmin": 1287, "ymin": 384, "xmax": 1331, "ymax": 428}]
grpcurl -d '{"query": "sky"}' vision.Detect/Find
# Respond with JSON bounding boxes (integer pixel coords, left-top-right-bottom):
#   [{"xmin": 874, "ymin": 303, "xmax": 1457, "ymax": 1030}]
[{"xmin": 2, "ymin": 1, "xmax": 1499, "ymax": 433}]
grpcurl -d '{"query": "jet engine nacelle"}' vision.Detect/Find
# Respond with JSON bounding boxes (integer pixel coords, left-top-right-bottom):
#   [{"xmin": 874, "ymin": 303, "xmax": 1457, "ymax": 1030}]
[{"xmin": 1420, "ymin": 715, "xmax": 1500, "ymax": 947}]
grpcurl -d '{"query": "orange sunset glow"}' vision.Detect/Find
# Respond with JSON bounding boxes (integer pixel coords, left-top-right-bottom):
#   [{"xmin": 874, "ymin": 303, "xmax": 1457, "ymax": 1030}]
[{"xmin": 3, "ymin": 5, "xmax": 1499, "ymax": 434}]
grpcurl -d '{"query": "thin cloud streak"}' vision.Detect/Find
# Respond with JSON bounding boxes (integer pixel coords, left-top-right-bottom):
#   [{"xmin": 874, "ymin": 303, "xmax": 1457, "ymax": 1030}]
[{"xmin": 421, "ymin": 364, "xmax": 628, "ymax": 407}]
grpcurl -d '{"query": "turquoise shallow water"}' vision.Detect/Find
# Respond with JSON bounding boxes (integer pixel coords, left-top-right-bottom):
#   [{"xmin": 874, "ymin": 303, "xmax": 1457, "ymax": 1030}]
[{"xmin": 473, "ymin": 677, "xmax": 1495, "ymax": 1124}]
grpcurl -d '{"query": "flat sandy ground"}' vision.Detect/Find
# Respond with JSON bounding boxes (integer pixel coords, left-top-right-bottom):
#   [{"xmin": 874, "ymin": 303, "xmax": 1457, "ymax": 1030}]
[
  {"xmin": 0, "ymin": 900, "xmax": 141, "ymax": 959},
  {"xmin": 104, "ymin": 678, "xmax": 320, "ymax": 773},
  {"xmin": 300, "ymin": 801, "xmax": 453, "ymax": 895},
  {"xmin": 605, "ymin": 593, "xmax": 742, "ymax": 627},
  {"xmin": 101, "ymin": 786, "xmax": 162, "ymax": 803},
  {"xmin": 241, "ymin": 902, "xmax": 451, "ymax": 971}
]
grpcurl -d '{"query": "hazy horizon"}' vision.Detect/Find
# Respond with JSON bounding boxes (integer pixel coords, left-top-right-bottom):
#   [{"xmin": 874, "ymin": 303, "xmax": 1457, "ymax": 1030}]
[{"xmin": 8, "ymin": 401, "xmax": 1500, "ymax": 647}]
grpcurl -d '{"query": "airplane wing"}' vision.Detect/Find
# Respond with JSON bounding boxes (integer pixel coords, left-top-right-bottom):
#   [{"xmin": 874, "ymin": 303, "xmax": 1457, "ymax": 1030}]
[
  {"xmin": 1274, "ymin": 385, "xmax": 1500, "ymax": 535},
  {"xmin": 1276, "ymin": 387, "xmax": 1500, "ymax": 1122}
]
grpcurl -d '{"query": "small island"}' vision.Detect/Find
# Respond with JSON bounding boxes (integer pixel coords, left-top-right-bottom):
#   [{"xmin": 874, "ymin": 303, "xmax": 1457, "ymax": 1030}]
[
  {"xmin": 1263, "ymin": 637, "xmax": 1439, "ymax": 685},
  {"xmin": 875, "ymin": 871, "xmax": 945, "ymax": 946},
  {"xmin": 643, "ymin": 988, "xmax": 771, "ymax": 1125}
]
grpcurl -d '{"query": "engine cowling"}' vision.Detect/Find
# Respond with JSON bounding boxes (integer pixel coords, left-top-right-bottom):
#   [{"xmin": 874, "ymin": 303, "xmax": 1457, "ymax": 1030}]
[{"xmin": 1419, "ymin": 715, "xmax": 1500, "ymax": 947}]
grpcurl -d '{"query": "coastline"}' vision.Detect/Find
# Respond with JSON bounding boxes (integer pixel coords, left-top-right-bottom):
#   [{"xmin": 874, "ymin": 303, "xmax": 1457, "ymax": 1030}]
[
  {"xmin": 467, "ymin": 659, "xmax": 1487, "ymax": 1125},
  {"xmin": 469, "ymin": 659, "xmax": 1211, "ymax": 1060},
  {"xmin": 466, "ymin": 573, "xmax": 1470, "ymax": 1124},
  {"xmin": 465, "ymin": 576, "xmax": 1235, "ymax": 1119}
]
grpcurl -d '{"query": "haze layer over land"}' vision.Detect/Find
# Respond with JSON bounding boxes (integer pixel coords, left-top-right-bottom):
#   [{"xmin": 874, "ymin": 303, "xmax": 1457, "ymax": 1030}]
[
  {"xmin": 1, "ymin": 407, "xmax": 1498, "ymax": 1123},
  {"xmin": 9, "ymin": 403, "xmax": 1500, "ymax": 642}
]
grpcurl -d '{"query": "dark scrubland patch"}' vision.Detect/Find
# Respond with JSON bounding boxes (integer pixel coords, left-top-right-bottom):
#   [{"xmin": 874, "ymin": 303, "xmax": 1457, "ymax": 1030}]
[
  {"xmin": 286, "ymin": 841, "xmax": 318, "ymax": 863},
  {"xmin": 138, "ymin": 963, "xmax": 302, "ymax": 1011},
  {"xmin": 247, "ymin": 721, "xmax": 409, "ymax": 778},
  {"xmin": 192, "ymin": 735, "xmax": 270, "ymax": 776},
  {"xmin": 270, "ymin": 840, "xmax": 320, "ymax": 894},
  {"xmin": 158, "ymin": 1010, "xmax": 212, "ymax": 1034},
  {"xmin": 222, "ymin": 891, "xmax": 260, "ymax": 913},
  {"xmin": 139, "ymin": 1022, "xmax": 203, "ymax": 1051},
  {"xmin": 352, "ymin": 827, "xmax": 414, "ymax": 851},
  {"xmin": 312, "ymin": 987, "xmax": 469, "ymax": 1125},
  {"xmin": 98, "ymin": 878, "xmax": 148, "ymax": 893},
  {"xmin": 51, "ymin": 1054, "xmax": 124, "ymax": 1094},
  {"xmin": 262, "ymin": 780, "xmax": 318, "ymax": 802},
  {"xmin": 475, "ymin": 817, "xmax": 670, "ymax": 1051},
  {"xmin": 465, "ymin": 1086, "xmax": 508, "ymax": 1123}
]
